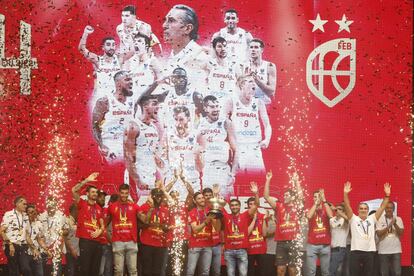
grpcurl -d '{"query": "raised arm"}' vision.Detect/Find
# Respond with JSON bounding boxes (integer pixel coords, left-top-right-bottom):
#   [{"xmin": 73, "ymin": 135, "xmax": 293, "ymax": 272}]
[
  {"xmin": 248, "ymin": 181, "xmax": 259, "ymax": 216},
  {"xmin": 307, "ymin": 194, "xmax": 320, "ymax": 220},
  {"xmin": 248, "ymin": 213, "xmax": 257, "ymax": 235},
  {"xmin": 263, "ymin": 170, "xmax": 277, "ymax": 210},
  {"xmin": 375, "ymin": 183, "xmax": 391, "ymax": 221},
  {"xmin": 343, "ymin": 181, "xmax": 354, "ymax": 220},
  {"xmin": 225, "ymin": 119, "xmax": 238, "ymax": 175},
  {"xmin": 320, "ymin": 189, "xmax": 333, "ymax": 218},
  {"xmin": 92, "ymin": 97, "xmax": 109, "ymax": 157},
  {"xmin": 72, "ymin": 172, "xmax": 99, "ymax": 203},
  {"xmin": 78, "ymin": 25, "xmax": 99, "ymax": 65}
]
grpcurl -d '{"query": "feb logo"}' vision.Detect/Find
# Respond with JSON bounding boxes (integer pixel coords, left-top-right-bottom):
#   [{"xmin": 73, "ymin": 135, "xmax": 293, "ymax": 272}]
[{"xmin": 306, "ymin": 14, "xmax": 356, "ymax": 107}]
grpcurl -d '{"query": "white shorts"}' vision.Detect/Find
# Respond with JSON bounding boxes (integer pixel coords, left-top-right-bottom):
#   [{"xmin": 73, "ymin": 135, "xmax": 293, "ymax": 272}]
[{"xmin": 237, "ymin": 144, "xmax": 265, "ymax": 173}]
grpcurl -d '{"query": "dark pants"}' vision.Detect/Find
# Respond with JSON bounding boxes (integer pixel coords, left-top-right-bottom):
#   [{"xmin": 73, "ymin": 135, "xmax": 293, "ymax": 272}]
[
  {"xmin": 79, "ymin": 238, "xmax": 102, "ymax": 276},
  {"xmin": 140, "ymin": 244, "xmax": 167, "ymax": 276},
  {"xmin": 247, "ymin": 254, "xmax": 267, "ymax": 276},
  {"xmin": 65, "ymin": 253, "xmax": 79, "ymax": 276},
  {"xmin": 329, "ymin": 247, "xmax": 346, "ymax": 276},
  {"xmin": 42, "ymin": 253, "xmax": 62, "ymax": 276},
  {"xmin": 262, "ymin": 254, "xmax": 276, "ymax": 275},
  {"xmin": 349, "ymin": 250, "xmax": 375, "ymax": 275},
  {"xmin": 28, "ymin": 254, "xmax": 43, "ymax": 276},
  {"xmin": 379, "ymin": 253, "xmax": 401, "ymax": 276},
  {"xmin": 4, "ymin": 244, "xmax": 31, "ymax": 276}
]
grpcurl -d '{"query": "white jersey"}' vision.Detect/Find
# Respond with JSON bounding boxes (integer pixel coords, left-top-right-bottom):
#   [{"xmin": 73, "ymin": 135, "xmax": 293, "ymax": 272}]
[
  {"xmin": 135, "ymin": 119, "xmax": 159, "ymax": 179},
  {"xmin": 243, "ymin": 60, "xmax": 271, "ymax": 104},
  {"xmin": 216, "ymin": 27, "xmax": 252, "ymax": 63},
  {"xmin": 198, "ymin": 118, "xmax": 230, "ymax": 164},
  {"xmin": 207, "ymin": 59, "xmax": 237, "ymax": 108},
  {"xmin": 128, "ymin": 55, "xmax": 156, "ymax": 99},
  {"xmin": 94, "ymin": 55, "xmax": 121, "ymax": 100},
  {"xmin": 232, "ymin": 97, "xmax": 262, "ymax": 145},
  {"xmin": 167, "ymin": 131, "xmax": 199, "ymax": 181},
  {"xmin": 101, "ymin": 95, "xmax": 134, "ymax": 160}
]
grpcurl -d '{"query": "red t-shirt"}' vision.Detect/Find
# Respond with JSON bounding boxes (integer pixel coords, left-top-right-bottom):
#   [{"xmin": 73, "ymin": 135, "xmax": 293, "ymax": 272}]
[
  {"xmin": 139, "ymin": 203, "xmax": 169, "ymax": 247},
  {"xmin": 275, "ymin": 202, "xmax": 299, "ymax": 241},
  {"xmin": 247, "ymin": 213, "xmax": 267, "ymax": 255},
  {"xmin": 307, "ymin": 207, "xmax": 331, "ymax": 245},
  {"xmin": 166, "ymin": 204, "xmax": 189, "ymax": 246},
  {"xmin": 108, "ymin": 201, "xmax": 140, "ymax": 243},
  {"xmin": 98, "ymin": 207, "xmax": 109, "ymax": 244},
  {"xmin": 76, "ymin": 200, "xmax": 104, "ymax": 241},
  {"xmin": 223, "ymin": 211, "xmax": 250, "ymax": 250},
  {"xmin": 188, "ymin": 207, "xmax": 213, "ymax": 248}
]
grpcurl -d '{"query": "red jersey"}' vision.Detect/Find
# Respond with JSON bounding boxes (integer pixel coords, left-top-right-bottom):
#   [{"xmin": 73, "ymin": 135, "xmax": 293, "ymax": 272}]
[
  {"xmin": 166, "ymin": 204, "xmax": 189, "ymax": 246},
  {"xmin": 188, "ymin": 207, "xmax": 213, "ymax": 248},
  {"xmin": 275, "ymin": 202, "xmax": 299, "ymax": 241},
  {"xmin": 307, "ymin": 207, "xmax": 331, "ymax": 245},
  {"xmin": 223, "ymin": 211, "xmax": 250, "ymax": 250},
  {"xmin": 247, "ymin": 213, "xmax": 267, "ymax": 255},
  {"xmin": 76, "ymin": 200, "xmax": 104, "ymax": 241},
  {"xmin": 139, "ymin": 203, "xmax": 169, "ymax": 247},
  {"xmin": 108, "ymin": 201, "xmax": 140, "ymax": 243}
]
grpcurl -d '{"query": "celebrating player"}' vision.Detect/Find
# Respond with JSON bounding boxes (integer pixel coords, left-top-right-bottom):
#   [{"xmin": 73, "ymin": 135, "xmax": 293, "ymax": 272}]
[{"xmin": 92, "ymin": 71, "xmax": 134, "ymax": 162}]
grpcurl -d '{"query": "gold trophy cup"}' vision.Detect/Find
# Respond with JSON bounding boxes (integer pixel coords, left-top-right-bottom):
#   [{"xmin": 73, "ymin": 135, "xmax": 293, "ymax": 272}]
[{"xmin": 208, "ymin": 197, "xmax": 226, "ymax": 219}]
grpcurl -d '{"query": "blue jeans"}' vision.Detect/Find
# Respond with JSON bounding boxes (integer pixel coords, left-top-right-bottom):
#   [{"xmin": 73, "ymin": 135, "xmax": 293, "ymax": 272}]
[
  {"xmin": 305, "ymin": 244, "xmax": 330, "ymax": 276},
  {"xmin": 211, "ymin": 244, "xmax": 222, "ymax": 276},
  {"xmin": 186, "ymin": 247, "xmax": 212, "ymax": 276},
  {"xmin": 379, "ymin": 253, "xmax": 401, "ymax": 276},
  {"xmin": 224, "ymin": 249, "xmax": 248, "ymax": 276},
  {"xmin": 329, "ymin": 247, "xmax": 346, "ymax": 276},
  {"xmin": 100, "ymin": 244, "xmax": 113, "ymax": 276},
  {"xmin": 112, "ymin": 241, "xmax": 138, "ymax": 276}
]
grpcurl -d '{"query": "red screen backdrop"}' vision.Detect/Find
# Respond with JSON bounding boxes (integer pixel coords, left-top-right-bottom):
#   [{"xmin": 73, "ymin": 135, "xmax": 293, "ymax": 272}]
[{"xmin": 0, "ymin": 0, "xmax": 412, "ymax": 265}]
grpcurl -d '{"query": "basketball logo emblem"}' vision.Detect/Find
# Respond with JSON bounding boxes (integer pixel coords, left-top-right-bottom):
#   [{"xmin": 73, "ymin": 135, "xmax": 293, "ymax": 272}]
[{"xmin": 306, "ymin": 38, "xmax": 356, "ymax": 107}]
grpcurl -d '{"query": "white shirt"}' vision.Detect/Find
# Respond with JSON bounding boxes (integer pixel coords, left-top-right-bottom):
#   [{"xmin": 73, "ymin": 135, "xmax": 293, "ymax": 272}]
[
  {"xmin": 349, "ymin": 214, "xmax": 377, "ymax": 252},
  {"xmin": 376, "ymin": 215, "xmax": 403, "ymax": 254},
  {"xmin": 1, "ymin": 209, "xmax": 28, "ymax": 244},
  {"xmin": 330, "ymin": 216, "xmax": 349, "ymax": 248},
  {"xmin": 38, "ymin": 211, "xmax": 68, "ymax": 254},
  {"xmin": 25, "ymin": 220, "xmax": 44, "ymax": 255}
]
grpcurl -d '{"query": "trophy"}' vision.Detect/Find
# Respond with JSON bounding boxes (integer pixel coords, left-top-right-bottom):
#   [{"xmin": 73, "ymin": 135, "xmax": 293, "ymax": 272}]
[{"xmin": 208, "ymin": 197, "xmax": 226, "ymax": 219}]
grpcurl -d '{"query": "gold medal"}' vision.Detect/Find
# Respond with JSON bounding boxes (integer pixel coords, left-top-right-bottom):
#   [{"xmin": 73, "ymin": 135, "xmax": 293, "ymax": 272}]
[{"xmin": 18, "ymin": 227, "xmax": 23, "ymax": 236}]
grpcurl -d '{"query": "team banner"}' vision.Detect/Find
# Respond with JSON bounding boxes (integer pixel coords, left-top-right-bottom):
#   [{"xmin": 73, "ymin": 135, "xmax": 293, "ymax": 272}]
[{"xmin": 0, "ymin": 0, "xmax": 411, "ymax": 265}]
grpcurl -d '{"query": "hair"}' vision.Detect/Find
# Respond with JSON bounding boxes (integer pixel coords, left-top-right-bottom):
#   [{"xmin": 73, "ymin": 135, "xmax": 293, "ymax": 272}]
[
  {"xmin": 109, "ymin": 194, "xmax": 119, "ymax": 203},
  {"xmin": 113, "ymin": 70, "xmax": 128, "ymax": 82},
  {"xmin": 133, "ymin": 32, "xmax": 151, "ymax": 48},
  {"xmin": 229, "ymin": 199, "xmax": 241, "ymax": 205},
  {"xmin": 138, "ymin": 95, "xmax": 158, "ymax": 109},
  {"xmin": 224, "ymin": 9, "xmax": 238, "ymax": 16},
  {"xmin": 173, "ymin": 106, "xmax": 190, "ymax": 118},
  {"xmin": 358, "ymin": 202, "xmax": 369, "ymax": 210},
  {"xmin": 236, "ymin": 75, "xmax": 253, "ymax": 88},
  {"xmin": 151, "ymin": 188, "xmax": 163, "ymax": 197},
  {"xmin": 97, "ymin": 190, "xmax": 107, "ymax": 196},
  {"xmin": 387, "ymin": 201, "xmax": 395, "ymax": 209},
  {"xmin": 193, "ymin": 191, "xmax": 203, "ymax": 200},
  {"xmin": 313, "ymin": 190, "xmax": 320, "ymax": 195},
  {"xmin": 203, "ymin": 95, "xmax": 218, "ymax": 106},
  {"xmin": 172, "ymin": 4, "xmax": 199, "ymax": 41},
  {"xmin": 119, "ymin": 184, "xmax": 130, "ymax": 192},
  {"xmin": 247, "ymin": 197, "xmax": 256, "ymax": 205},
  {"xmin": 212, "ymin": 36, "xmax": 226, "ymax": 48},
  {"xmin": 122, "ymin": 5, "xmax": 136, "ymax": 15},
  {"xmin": 202, "ymin": 188, "xmax": 213, "ymax": 195},
  {"xmin": 101, "ymin": 36, "xmax": 115, "ymax": 46},
  {"xmin": 86, "ymin": 185, "xmax": 98, "ymax": 193},
  {"xmin": 26, "ymin": 203, "xmax": 35, "ymax": 212},
  {"xmin": 249, "ymin": 38, "xmax": 265, "ymax": 48},
  {"xmin": 172, "ymin": 67, "xmax": 187, "ymax": 76},
  {"xmin": 14, "ymin": 196, "xmax": 25, "ymax": 206},
  {"xmin": 69, "ymin": 203, "xmax": 77, "ymax": 214}
]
